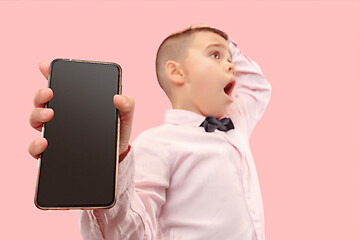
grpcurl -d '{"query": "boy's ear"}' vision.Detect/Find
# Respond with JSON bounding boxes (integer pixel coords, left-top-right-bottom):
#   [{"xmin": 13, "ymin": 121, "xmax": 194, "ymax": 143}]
[{"xmin": 165, "ymin": 60, "xmax": 184, "ymax": 85}]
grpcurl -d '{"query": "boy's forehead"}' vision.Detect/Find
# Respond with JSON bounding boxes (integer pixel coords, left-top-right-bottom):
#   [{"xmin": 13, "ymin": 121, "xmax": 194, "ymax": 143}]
[
  {"xmin": 192, "ymin": 31, "xmax": 231, "ymax": 56},
  {"xmin": 193, "ymin": 31, "xmax": 227, "ymax": 45}
]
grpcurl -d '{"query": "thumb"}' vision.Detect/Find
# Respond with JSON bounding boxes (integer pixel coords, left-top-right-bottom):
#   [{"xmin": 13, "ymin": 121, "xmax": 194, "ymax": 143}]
[{"xmin": 113, "ymin": 94, "xmax": 135, "ymax": 154}]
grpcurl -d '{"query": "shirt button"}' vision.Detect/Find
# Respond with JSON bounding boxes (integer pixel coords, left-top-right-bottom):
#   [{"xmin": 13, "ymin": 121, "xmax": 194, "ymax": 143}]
[{"xmin": 250, "ymin": 206, "xmax": 255, "ymax": 214}]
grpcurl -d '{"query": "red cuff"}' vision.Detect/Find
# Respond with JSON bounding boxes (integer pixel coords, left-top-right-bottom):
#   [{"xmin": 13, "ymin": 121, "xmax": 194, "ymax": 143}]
[{"xmin": 119, "ymin": 145, "xmax": 131, "ymax": 163}]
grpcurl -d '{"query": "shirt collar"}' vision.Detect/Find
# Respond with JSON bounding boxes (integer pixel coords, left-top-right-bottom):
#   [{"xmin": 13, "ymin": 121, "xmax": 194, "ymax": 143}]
[{"xmin": 164, "ymin": 108, "xmax": 206, "ymax": 128}]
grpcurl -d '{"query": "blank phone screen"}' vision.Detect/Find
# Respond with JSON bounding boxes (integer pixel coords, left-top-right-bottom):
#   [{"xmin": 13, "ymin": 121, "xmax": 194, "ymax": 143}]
[{"xmin": 35, "ymin": 59, "xmax": 121, "ymax": 209}]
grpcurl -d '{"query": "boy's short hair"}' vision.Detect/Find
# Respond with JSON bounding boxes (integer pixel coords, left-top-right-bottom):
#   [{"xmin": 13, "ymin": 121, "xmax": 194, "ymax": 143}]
[{"xmin": 155, "ymin": 26, "xmax": 228, "ymax": 101}]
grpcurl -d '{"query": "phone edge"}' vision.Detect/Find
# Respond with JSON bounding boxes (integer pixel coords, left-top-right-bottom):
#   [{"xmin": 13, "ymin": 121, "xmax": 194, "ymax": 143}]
[{"xmin": 33, "ymin": 59, "xmax": 123, "ymax": 211}]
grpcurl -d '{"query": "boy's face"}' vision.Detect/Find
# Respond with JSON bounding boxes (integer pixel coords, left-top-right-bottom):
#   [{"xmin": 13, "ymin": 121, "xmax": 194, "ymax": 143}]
[{"xmin": 179, "ymin": 31, "xmax": 236, "ymax": 119}]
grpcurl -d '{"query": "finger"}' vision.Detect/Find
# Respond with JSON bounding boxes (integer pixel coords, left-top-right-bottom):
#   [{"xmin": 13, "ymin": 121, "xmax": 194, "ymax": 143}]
[
  {"xmin": 113, "ymin": 94, "xmax": 135, "ymax": 154},
  {"xmin": 190, "ymin": 24, "xmax": 210, "ymax": 29},
  {"xmin": 170, "ymin": 25, "xmax": 192, "ymax": 35},
  {"xmin": 170, "ymin": 24, "xmax": 210, "ymax": 35},
  {"xmin": 39, "ymin": 62, "xmax": 50, "ymax": 80},
  {"xmin": 29, "ymin": 107, "xmax": 54, "ymax": 132},
  {"xmin": 33, "ymin": 88, "xmax": 53, "ymax": 108},
  {"xmin": 28, "ymin": 138, "xmax": 48, "ymax": 160}
]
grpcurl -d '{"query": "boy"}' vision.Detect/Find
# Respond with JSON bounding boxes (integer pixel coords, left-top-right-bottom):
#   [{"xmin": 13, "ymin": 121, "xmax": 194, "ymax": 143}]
[{"xmin": 28, "ymin": 24, "xmax": 272, "ymax": 239}]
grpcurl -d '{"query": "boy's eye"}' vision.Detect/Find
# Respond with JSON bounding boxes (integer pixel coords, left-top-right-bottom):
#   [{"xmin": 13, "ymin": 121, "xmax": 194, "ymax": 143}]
[{"xmin": 210, "ymin": 51, "xmax": 220, "ymax": 59}]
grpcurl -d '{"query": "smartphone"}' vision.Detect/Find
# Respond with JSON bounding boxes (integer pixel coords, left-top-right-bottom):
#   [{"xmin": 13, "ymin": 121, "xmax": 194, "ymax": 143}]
[{"xmin": 34, "ymin": 58, "xmax": 122, "ymax": 210}]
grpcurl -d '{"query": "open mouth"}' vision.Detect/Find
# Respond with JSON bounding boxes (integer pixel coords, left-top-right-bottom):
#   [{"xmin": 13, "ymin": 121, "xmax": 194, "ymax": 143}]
[{"xmin": 223, "ymin": 79, "xmax": 236, "ymax": 97}]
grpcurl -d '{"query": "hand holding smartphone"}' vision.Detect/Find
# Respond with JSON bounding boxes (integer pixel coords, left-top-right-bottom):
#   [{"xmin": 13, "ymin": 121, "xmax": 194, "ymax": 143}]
[{"xmin": 30, "ymin": 58, "xmax": 134, "ymax": 210}]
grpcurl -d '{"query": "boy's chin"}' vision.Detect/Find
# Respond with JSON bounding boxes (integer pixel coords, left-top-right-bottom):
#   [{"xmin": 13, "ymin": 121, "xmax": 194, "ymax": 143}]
[
  {"xmin": 198, "ymin": 102, "xmax": 230, "ymax": 119},
  {"xmin": 207, "ymin": 108, "xmax": 229, "ymax": 119}
]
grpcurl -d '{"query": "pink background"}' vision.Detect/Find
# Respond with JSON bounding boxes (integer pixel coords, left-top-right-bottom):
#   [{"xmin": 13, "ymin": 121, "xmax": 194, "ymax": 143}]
[{"xmin": 0, "ymin": 0, "xmax": 359, "ymax": 239}]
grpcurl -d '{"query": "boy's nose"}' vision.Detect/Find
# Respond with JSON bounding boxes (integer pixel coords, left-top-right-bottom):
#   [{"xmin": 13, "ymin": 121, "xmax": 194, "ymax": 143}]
[{"xmin": 226, "ymin": 62, "xmax": 235, "ymax": 76}]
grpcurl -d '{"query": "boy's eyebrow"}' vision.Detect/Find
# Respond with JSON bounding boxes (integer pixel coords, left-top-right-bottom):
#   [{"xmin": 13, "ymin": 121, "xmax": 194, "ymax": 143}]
[{"xmin": 204, "ymin": 42, "xmax": 232, "ymax": 60}]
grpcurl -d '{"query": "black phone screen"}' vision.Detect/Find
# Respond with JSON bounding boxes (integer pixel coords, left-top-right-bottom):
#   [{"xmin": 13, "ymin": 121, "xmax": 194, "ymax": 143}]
[{"xmin": 35, "ymin": 58, "xmax": 122, "ymax": 210}]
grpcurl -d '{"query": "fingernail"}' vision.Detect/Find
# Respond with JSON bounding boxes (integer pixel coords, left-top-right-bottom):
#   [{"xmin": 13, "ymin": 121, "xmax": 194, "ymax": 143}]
[
  {"xmin": 41, "ymin": 109, "xmax": 50, "ymax": 116},
  {"xmin": 123, "ymin": 95, "xmax": 129, "ymax": 103},
  {"xmin": 36, "ymin": 138, "xmax": 43, "ymax": 146},
  {"xmin": 42, "ymin": 89, "xmax": 48, "ymax": 97}
]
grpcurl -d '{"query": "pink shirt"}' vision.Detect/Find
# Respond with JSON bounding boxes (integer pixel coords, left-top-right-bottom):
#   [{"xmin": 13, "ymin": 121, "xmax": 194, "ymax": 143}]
[{"xmin": 79, "ymin": 36, "xmax": 272, "ymax": 240}]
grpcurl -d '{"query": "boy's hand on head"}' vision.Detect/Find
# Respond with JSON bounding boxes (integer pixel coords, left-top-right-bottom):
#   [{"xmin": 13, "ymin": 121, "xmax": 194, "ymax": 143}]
[
  {"xmin": 170, "ymin": 24, "xmax": 210, "ymax": 35},
  {"xmin": 28, "ymin": 62, "xmax": 135, "ymax": 161}
]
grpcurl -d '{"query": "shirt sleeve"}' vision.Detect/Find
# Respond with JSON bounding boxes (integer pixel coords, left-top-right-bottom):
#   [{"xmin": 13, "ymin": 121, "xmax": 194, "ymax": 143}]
[
  {"xmin": 78, "ymin": 131, "xmax": 170, "ymax": 240},
  {"xmin": 227, "ymin": 36, "xmax": 272, "ymax": 139}
]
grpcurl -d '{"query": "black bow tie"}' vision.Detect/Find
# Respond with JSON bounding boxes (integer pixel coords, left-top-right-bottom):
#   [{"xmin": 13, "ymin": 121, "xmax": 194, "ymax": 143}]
[{"xmin": 199, "ymin": 115, "xmax": 235, "ymax": 132}]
